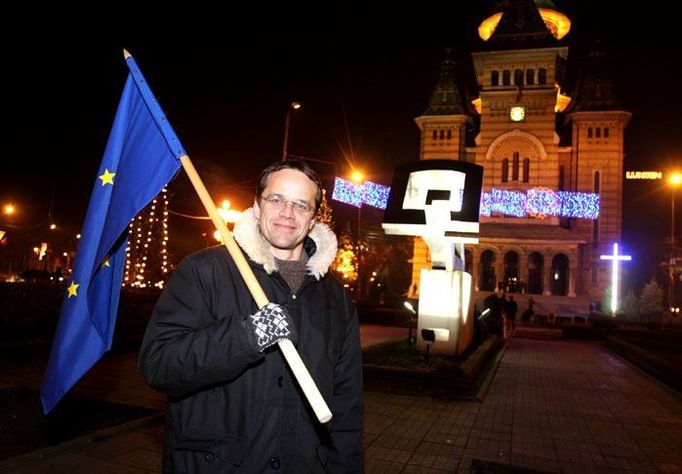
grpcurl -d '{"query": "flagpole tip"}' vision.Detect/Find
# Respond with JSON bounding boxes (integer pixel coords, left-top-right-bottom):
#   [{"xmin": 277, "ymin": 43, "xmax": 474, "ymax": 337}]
[{"xmin": 123, "ymin": 49, "xmax": 132, "ymax": 59}]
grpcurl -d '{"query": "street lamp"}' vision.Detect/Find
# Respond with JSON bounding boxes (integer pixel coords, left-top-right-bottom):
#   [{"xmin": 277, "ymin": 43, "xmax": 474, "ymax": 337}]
[
  {"xmin": 670, "ymin": 172, "xmax": 681, "ymax": 308},
  {"xmin": 281, "ymin": 101, "xmax": 302, "ymax": 161}
]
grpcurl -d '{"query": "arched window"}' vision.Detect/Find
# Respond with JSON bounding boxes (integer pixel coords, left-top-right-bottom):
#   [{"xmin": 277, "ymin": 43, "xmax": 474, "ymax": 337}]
[
  {"xmin": 526, "ymin": 69, "xmax": 534, "ymax": 85},
  {"xmin": 559, "ymin": 165, "xmax": 565, "ymax": 190},
  {"xmin": 491, "ymin": 70, "xmax": 499, "ymax": 86},
  {"xmin": 502, "ymin": 158, "xmax": 509, "ymax": 183},
  {"xmin": 551, "ymin": 254, "xmax": 569, "ymax": 296},
  {"xmin": 439, "ymin": 129, "xmax": 445, "ymax": 140},
  {"xmin": 596, "ymin": 128, "xmax": 601, "ymax": 138},
  {"xmin": 446, "ymin": 129, "xmax": 452, "ymax": 139},
  {"xmin": 604, "ymin": 127, "xmax": 610, "ymax": 138},
  {"xmin": 538, "ymin": 68, "xmax": 547, "ymax": 84},
  {"xmin": 502, "ymin": 70, "xmax": 511, "ymax": 86},
  {"xmin": 523, "ymin": 158, "xmax": 530, "ymax": 183},
  {"xmin": 479, "ymin": 250, "xmax": 497, "ymax": 291},
  {"xmin": 512, "ymin": 152, "xmax": 520, "ymax": 181},
  {"xmin": 514, "ymin": 69, "xmax": 523, "ymax": 86},
  {"xmin": 432, "ymin": 129, "xmax": 437, "ymax": 140},
  {"xmin": 588, "ymin": 127, "xmax": 593, "ymax": 139}
]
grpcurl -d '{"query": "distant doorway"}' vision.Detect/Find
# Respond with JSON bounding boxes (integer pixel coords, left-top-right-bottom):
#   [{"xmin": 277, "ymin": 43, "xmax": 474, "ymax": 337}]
[
  {"xmin": 551, "ymin": 254, "xmax": 569, "ymax": 296},
  {"xmin": 527, "ymin": 252, "xmax": 544, "ymax": 294},
  {"xmin": 479, "ymin": 250, "xmax": 496, "ymax": 291},
  {"xmin": 503, "ymin": 251, "xmax": 520, "ymax": 292}
]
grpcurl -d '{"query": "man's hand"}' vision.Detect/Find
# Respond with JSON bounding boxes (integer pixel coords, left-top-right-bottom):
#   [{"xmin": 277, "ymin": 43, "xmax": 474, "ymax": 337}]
[{"xmin": 248, "ymin": 303, "xmax": 298, "ymax": 352}]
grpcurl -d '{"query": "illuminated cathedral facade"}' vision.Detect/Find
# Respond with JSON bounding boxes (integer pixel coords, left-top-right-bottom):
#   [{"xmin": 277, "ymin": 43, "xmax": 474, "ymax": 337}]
[{"xmin": 410, "ymin": 0, "xmax": 630, "ymax": 306}]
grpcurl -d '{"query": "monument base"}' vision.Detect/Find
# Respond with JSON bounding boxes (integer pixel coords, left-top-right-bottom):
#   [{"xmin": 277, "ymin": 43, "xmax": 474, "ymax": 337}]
[{"xmin": 417, "ymin": 269, "xmax": 474, "ymax": 356}]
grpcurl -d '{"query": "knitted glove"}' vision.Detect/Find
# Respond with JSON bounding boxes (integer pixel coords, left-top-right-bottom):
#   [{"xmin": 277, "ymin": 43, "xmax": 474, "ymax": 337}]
[{"xmin": 248, "ymin": 303, "xmax": 298, "ymax": 352}]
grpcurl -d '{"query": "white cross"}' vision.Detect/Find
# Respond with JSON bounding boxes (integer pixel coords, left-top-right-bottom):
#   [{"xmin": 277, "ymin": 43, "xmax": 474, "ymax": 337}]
[{"xmin": 600, "ymin": 243, "xmax": 632, "ymax": 315}]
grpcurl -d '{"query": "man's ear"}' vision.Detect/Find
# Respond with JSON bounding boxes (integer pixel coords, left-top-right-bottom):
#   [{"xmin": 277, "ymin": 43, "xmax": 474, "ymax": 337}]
[
  {"xmin": 308, "ymin": 219, "xmax": 316, "ymax": 230},
  {"xmin": 253, "ymin": 199, "xmax": 261, "ymax": 219}
]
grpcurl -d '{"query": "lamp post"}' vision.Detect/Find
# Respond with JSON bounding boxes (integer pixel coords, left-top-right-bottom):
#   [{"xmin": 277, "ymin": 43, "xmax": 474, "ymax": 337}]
[
  {"xmin": 350, "ymin": 170, "xmax": 365, "ymax": 297},
  {"xmin": 670, "ymin": 173, "xmax": 681, "ymax": 308},
  {"xmin": 281, "ymin": 101, "xmax": 301, "ymax": 161}
]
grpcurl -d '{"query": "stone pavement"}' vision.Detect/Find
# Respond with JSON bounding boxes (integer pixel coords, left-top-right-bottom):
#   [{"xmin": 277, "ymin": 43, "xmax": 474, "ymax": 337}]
[{"xmin": 3, "ymin": 328, "xmax": 682, "ymax": 473}]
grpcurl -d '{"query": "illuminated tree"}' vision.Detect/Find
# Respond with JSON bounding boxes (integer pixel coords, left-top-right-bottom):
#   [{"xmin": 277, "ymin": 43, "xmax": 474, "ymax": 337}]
[
  {"xmin": 332, "ymin": 224, "xmax": 357, "ymax": 287},
  {"xmin": 315, "ymin": 189, "xmax": 334, "ymax": 227}
]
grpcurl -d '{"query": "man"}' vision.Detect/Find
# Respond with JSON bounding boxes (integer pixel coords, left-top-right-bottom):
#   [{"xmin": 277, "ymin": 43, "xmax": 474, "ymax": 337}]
[{"xmin": 139, "ymin": 160, "xmax": 364, "ymax": 473}]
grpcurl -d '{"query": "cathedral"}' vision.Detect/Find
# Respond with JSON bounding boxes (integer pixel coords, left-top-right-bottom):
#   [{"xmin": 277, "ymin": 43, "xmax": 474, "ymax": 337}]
[{"xmin": 410, "ymin": 0, "xmax": 630, "ymax": 313}]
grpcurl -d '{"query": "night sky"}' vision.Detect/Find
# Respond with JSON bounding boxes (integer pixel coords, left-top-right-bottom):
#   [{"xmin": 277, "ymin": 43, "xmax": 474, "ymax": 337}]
[{"xmin": 3, "ymin": 3, "xmax": 681, "ymax": 287}]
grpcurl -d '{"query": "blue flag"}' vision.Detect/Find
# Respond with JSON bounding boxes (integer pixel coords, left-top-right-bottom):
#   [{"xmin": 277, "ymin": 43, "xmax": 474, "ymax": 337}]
[{"xmin": 41, "ymin": 53, "xmax": 185, "ymax": 413}]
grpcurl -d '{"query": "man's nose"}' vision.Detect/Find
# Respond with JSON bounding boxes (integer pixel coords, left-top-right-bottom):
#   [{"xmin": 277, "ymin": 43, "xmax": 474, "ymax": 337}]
[{"xmin": 278, "ymin": 201, "xmax": 295, "ymax": 217}]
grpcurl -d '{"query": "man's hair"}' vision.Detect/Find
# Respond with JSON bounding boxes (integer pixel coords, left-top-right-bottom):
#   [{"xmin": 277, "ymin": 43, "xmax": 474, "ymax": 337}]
[{"xmin": 256, "ymin": 159, "xmax": 323, "ymax": 211}]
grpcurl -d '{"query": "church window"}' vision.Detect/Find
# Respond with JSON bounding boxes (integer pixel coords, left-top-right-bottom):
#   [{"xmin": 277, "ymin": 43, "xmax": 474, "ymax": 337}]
[
  {"xmin": 512, "ymin": 152, "xmax": 520, "ymax": 181},
  {"xmin": 439, "ymin": 129, "xmax": 445, "ymax": 140},
  {"xmin": 538, "ymin": 68, "xmax": 547, "ymax": 84},
  {"xmin": 491, "ymin": 70, "xmax": 499, "ymax": 86},
  {"xmin": 502, "ymin": 159, "xmax": 509, "ymax": 183},
  {"xmin": 526, "ymin": 69, "xmax": 534, "ymax": 85},
  {"xmin": 595, "ymin": 128, "xmax": 601, "ymax": 138},
  {"xmin": 447, "ymin": 129, "xmax": 452, "ymax": 139},
  {"xmin": 523, "ymin": 158, "xmax": 530, "ymax": 183},
  {"xmin": 514, "ymin": 69, "xmax": 523, "ymax": 86},
  {"xmin": 502, "ymin": 70, "xmax": 511, "ymax": 86},
  {"xmin": 604, "ymin": 127, "xmax": 609, "ymax": 138},
  {"xmin": 587, "ymin": 127, "xmax": 593, "ymax": 139},
  {"xmin": 432, "ymin": 130, "xmax": 437, "ymax": 140}
]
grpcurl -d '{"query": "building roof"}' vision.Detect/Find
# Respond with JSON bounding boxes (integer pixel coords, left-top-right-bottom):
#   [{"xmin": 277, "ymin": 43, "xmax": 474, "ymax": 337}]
[
  {"xmin": 422, "ymin": 51, "xmax": 468, "ymax": 116},
  {"xmin": 483, "ymin": 0, "xmax": 560, "ymax": 50},
  {"xmin": 570, "ymin": 43, "xmax": 622, "ymax": 112}
]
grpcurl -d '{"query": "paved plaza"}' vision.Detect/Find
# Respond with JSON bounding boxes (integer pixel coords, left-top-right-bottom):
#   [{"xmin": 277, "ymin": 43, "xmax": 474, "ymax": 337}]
[{"xmin": 2, "ymin": 327, "xmax": 681, "ymax": 473}]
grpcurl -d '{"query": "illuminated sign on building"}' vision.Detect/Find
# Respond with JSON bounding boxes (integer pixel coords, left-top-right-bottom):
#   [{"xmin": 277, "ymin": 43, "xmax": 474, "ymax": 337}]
[{"xmin": 625, "ymin": 171, "xmax": 663, "ymax": 180}]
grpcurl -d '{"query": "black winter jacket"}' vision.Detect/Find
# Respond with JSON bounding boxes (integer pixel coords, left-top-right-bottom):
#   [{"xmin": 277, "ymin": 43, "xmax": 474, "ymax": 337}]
[{"xmin": 139, "ymin": 210, "xmax": 363, "ymax": 473}]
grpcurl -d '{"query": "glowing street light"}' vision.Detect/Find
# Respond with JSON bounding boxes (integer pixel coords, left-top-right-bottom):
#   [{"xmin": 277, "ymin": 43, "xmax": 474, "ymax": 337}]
[
  {"xmin": 3, "ymin": 203, "xmax": 15, "ymax": 215},
  {"xmin": 350, "ymin": 170, "xmax": 364, "ymax": 184},
  {"xmin": 281, "ymin": 101, "xmax": 302, "ymax": 161},
  {"xmin": 600, "ymin": 243, "xmax": 632, "ymax": 315}
]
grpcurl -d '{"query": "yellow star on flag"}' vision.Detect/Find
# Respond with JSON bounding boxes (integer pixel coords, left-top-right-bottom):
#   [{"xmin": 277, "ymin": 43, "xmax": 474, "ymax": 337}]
[
  {"xmin": 98, "ymin": 169, "xmax": 116, "ymax": 186},
  {"xmin": 67, "ymin": 281, "xmax": 79, "ymax": 298},
  {"xmin": 102, "ymin": 258, "xmax": 110, "ymax": 268}
]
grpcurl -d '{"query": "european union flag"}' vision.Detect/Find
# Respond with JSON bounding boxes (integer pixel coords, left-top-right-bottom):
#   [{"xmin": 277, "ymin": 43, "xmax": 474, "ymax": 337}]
[{"xmin": 41, "ymin": 52, "xmax": 185, "ymax": 413}]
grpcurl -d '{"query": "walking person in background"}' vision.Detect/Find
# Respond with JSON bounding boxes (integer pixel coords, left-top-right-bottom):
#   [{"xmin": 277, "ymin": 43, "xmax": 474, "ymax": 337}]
[{"xmin": 505, "ymin": 294, "xmax": 518, "ymax": 337}]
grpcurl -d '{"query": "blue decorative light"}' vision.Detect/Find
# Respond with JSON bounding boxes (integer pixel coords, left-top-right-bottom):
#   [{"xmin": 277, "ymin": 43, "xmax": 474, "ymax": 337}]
[
  {"xmin": 332, "ymin": 178, "xmax": 600, "ymax": 220},
  {"xmin": 332, "ymin": 177, "xmax": 391, "ymax": 209},
  {"xmin": 480, "ymin": 187, "xmax": 600, "ymax": 219}
]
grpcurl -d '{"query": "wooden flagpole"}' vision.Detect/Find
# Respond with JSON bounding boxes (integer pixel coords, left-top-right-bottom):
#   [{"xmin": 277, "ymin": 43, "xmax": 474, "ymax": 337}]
[{"xmin": 178, "ymin": 156, "xmax": 332, "ymax": 424}]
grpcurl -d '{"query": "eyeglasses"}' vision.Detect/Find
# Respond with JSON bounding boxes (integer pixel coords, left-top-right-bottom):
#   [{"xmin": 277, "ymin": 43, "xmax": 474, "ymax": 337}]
[{"xmin": 260, "ymin": 194, "xmax": 315, "ymax": 214}]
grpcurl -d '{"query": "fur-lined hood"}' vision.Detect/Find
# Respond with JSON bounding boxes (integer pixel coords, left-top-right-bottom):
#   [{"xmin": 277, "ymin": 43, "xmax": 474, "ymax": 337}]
[{"xmin": 233, "ymin": 207, "xmax": 338, "ymax": 280}]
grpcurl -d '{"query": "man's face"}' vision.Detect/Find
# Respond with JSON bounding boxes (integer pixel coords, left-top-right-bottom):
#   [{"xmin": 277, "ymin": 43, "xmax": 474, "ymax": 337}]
[{"xmin": 253, "ymin": 168, "xmax": 317, "ymax": 260}]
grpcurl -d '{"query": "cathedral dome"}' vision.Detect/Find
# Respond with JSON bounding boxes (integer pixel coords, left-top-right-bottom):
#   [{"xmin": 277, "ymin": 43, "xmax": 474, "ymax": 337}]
[{"xmin": 478, "ymin": 0, "xmax": 571, "ymax": 41}]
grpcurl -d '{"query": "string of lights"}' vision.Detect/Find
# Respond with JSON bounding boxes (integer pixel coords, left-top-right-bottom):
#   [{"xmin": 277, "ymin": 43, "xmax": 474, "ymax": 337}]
[
  {"xmin": 123, "ymin": 187, "xmax": 171, "ymax": 289},
  {"xmin": 331, "ymin": 177, "xmax": 600, "ymax": 220}
]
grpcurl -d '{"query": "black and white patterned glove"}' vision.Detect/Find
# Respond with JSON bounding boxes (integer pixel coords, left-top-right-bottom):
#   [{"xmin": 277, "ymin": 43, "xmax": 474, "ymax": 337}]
[{"xmin": 248, "ymin": 303, "xmax": 297, "ymax": 352}]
